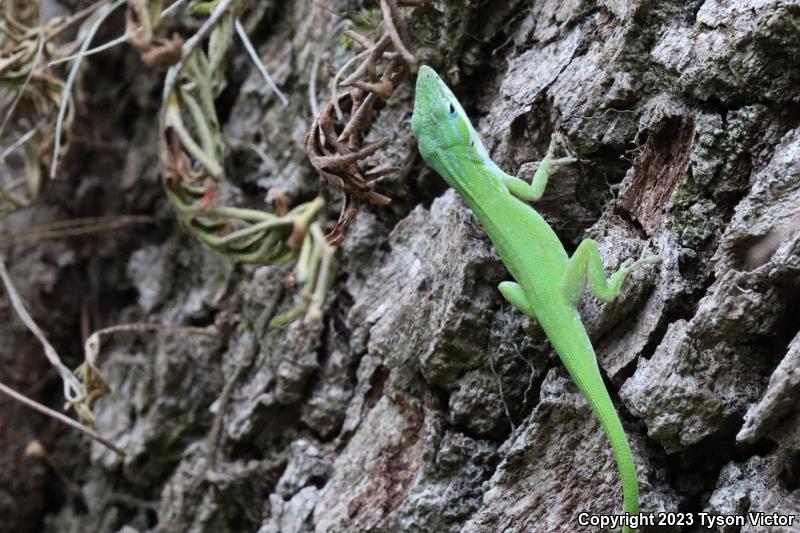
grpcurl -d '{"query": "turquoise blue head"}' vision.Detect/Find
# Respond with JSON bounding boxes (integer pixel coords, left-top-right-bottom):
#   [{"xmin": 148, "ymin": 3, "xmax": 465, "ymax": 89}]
[{"xmin": 411, "ymin": 65, "xmax": 487, "ymax": 169}]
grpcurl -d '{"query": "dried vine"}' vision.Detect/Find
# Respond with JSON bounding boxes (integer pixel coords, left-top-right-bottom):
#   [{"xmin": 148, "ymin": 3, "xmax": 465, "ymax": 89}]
[
  {"xmin": 125, "ymin": 0, "xmax": 184, "ymax": 68},
  {"xmin": 306, "ymin": 0, "xmax": 429, "ymax": 244},
  {"xmin": 0, "ymin": 0, "xmax": 431, "ymax": 431},
  {"xmin": 0, "ymin": 0, "xmax": 336, "ymax": 434},
  {"xmin": 156, "ymin": 1, "xmax": 315, "ymax": 263},
  {"xmin": 0, "ymin": 1, "xmax": 87, "ymax": 216},
  {"xmin": 155, "ymin": 0, "xmax": 334, "ymax": 324}
]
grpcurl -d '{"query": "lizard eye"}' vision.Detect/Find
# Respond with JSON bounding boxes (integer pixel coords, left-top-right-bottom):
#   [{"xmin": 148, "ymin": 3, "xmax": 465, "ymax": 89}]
[{"xmin": 448, "ymin": 103, "xmax": 455, "ymax": 114}]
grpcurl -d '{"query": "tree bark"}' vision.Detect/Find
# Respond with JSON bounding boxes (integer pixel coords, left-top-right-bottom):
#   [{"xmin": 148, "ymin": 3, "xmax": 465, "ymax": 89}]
[{"xmin": 2, "ymin": 1, "xmax": 799, "ymax": 532}]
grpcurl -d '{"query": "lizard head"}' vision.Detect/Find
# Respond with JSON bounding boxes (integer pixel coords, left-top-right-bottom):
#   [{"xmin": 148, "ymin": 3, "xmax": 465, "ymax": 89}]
[{"xmin": 411, "ymin": 65, "xmax": 487, "ymax": 167}]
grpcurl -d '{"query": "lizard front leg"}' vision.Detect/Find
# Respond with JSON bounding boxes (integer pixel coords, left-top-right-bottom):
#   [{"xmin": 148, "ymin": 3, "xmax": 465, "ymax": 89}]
[
  {"xmin": 560, "ymin": 238, "xmax": 660, "ymax": 306},
  {"xmin": 498, "ymin": 281, "xmax": 535, "ymax": 317},
  {"xmin": 502, "ymin": 138, "xmax": 577, "ymax": 202}
]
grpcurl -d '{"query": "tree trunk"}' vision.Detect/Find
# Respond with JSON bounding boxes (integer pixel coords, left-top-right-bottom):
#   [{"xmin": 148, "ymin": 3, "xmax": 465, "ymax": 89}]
[{"xmin": 2, "ymin": 1, "xmax": 799, "ymax": 532}]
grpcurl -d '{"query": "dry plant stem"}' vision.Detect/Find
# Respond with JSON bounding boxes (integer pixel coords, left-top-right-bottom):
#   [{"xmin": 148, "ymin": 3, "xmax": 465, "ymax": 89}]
[
  {"xmin": 330, "ymin": 49, "xmax": 369, "ymax": 119},
  {"xmin": 342, "ymin": 30, "xmax": 376, "ymax": 51},
  {"xmin": 126, "ymin": 0, "xmax": 154, "ymax": 48},
  {"xmin": 95, "ymin": 323, "xmax": 214, "ymax": 336},
  {"xmin": 166, "ymin": 183, "xmax": 325, "ymax": 263},
  {"xmin": 51, "ymin": 0, "xmax": 127, "ymax": 179},
  {"xmin": 165, "ymin": 94, "xmax": 224, "ymax": 177},
  {"xmin": 310, "ymin": 18, "xmax": 351, "ymax": 118},
  {"xmin": 270, "ymin": 221, "xmax": 336, "ymax": 325},
  {"xmin": 0, "ymin": 255, "xmax": 83, "ymax": 402},
  {"xmin": 0, "ymin": 122, "xmax": 41, "ymax": 162},
  {"xmin": 0, "ymin": 35, "xmax": 43, "ymax": 139},
  {"xmin": 174, "ymin": 196, "xmax": 322, "ymax": 232},
  {"xmin": 337, "ymin": 92, "xmax": 377, "ymax": 142},
  {"xmin": 0, "ymin": 380, "xmax": 125, "ymax": 456},
  {"xmin": 158, "ymin": 0, "xmax": 236, "ymax": 153},
  {"xmin": 0, "ymin": 188, "xmax": 30, "ymax": 212},
  {"xmin": 306, "ymin": 0, "xmax": 426, "ymax": 242},
  {"xmin": 205, "ymin": 361, "xmax": 246, "ymax": 472},
  {"xmin": 379, "ymin": 0, "xmax": 415, "ymax": 66},
  {"xmin": 364, "ymin": 163, "xmax": 399, "ymax": 180},
  {"xmin": 0, "ymin": 215, "xmax": 157, "ymax": 246},
  {"xmin": 0, "ymin": 0, "xmax": 96, "ymax": 135},
  {"xmin": 234, "ymin": 18, "xmax": 288, "ymax": 106},
  {"xmin": 341, "ymin": 35, "xmax": 392, "ymax": 86},
  {"xmin": 305, "ymin": 223, "xmax": 334, "ymax": 321},
  {"xmin": 48, "ymin": 0, "xmax": 188, "ymax": 67},
  {"xmin": 206, "ymin": 217, "xmax": 293, "ymax": 246},
  {"xmin": 48, "ymin": 35, "xmax": 126, "ymax": 66},
  {"xmin": 487, "ymin": 354, "xmax": 516, "ymax": 432},
  {"xmin": 85, "ymin": 323, "xmax": 215, "ymax": 367},
  {"xmin": 74, "ymin": 322, "xmax": 217, "ymax": 425},
  {"xmin": 44, "ymin": 0, "xmax": 110, "ymax": 40}
]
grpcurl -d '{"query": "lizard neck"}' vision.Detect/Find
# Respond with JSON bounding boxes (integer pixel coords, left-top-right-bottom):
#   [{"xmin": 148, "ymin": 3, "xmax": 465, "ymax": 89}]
[{"xmin": 434, "ymin": 151, "xmax": 508, "ymax": 219}]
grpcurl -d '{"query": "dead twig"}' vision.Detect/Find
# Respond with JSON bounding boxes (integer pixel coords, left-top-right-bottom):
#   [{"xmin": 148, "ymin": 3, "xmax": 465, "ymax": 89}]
[
  {"xmin": 71, "ymin": 322, "xmax": 217, "ymax": 425},
  {"xmin": 380, "ymin": 0, "xmax": 416, "ymax": 67},
  {"xmin": 0, "ymin": 215, "xmax": 157, "ymax": 247},
  {"xmin": 305, "ymin": 0, "xmax": 428, "ymax": 244},
  {"xmin": 0, "ymin": 255, "xmax": 84, "ymax": 404},
  {"xmin": 51, "ymin": 0, "xmax": 127, "ymax": 179},
  {"xmin": 234, "ymin": 18, "xmax": 287, "ymax": 105},
  {"xmin": 0, "ymin": 379, "xmax": 125, "ymax": 456}
]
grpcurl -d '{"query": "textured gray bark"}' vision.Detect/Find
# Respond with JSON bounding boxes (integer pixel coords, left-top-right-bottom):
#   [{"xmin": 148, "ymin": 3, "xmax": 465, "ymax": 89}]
[{"xmin": 2, "ymin": 1, "xmax": 800, "ymax": 532}]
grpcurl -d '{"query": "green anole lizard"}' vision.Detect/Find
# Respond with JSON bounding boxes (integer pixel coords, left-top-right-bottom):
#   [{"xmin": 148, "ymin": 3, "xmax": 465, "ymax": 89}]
[{"xmin": 411, "ymin": 65, "xmax": 658, "ymax": 531}]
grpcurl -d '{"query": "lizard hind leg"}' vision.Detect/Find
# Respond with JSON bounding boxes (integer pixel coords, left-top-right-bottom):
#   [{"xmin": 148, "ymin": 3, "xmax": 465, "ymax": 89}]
[{"xmin": 560, "ymin": 238, "xmax": 660, "ymax": 306}]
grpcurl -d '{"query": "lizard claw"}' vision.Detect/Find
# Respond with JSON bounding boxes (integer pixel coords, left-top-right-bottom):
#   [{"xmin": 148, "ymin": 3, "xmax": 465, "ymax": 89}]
[
  {"xmin": 630, "ymin": 255, "xmax": 661, "ymax": 269},
  {"xmin": 541, "ymin": 137, "xmax": 577, "ymax": 171},
  {"xmin": 550, "ymin": 156, "xmax": 578, "ymax": 170}
]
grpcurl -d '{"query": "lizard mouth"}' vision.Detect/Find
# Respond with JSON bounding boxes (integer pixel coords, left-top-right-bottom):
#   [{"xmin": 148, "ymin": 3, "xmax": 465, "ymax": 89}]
[
  {"xmin": 411, "ymin": 65, "xmax": 444, "ymax": 138},
  {"xmin": 412, "ymin": 65, "xmax": 437, "ymax": 137},
  {"xmin": 415, "ymin": 65, "xmax": 445, "ymax": 100}
]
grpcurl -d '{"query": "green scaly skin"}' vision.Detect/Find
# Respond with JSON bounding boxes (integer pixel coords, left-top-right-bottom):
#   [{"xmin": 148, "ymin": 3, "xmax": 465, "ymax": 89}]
[{"xmin": 411, "ymin": 65, "xmax": 659, "ymax": 532}]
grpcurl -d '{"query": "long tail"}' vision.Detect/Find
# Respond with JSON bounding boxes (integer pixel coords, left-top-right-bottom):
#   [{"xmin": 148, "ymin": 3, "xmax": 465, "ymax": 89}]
[{"xmin": 550, "ymin": 329, "xmax": 639, "ymax": 532}]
